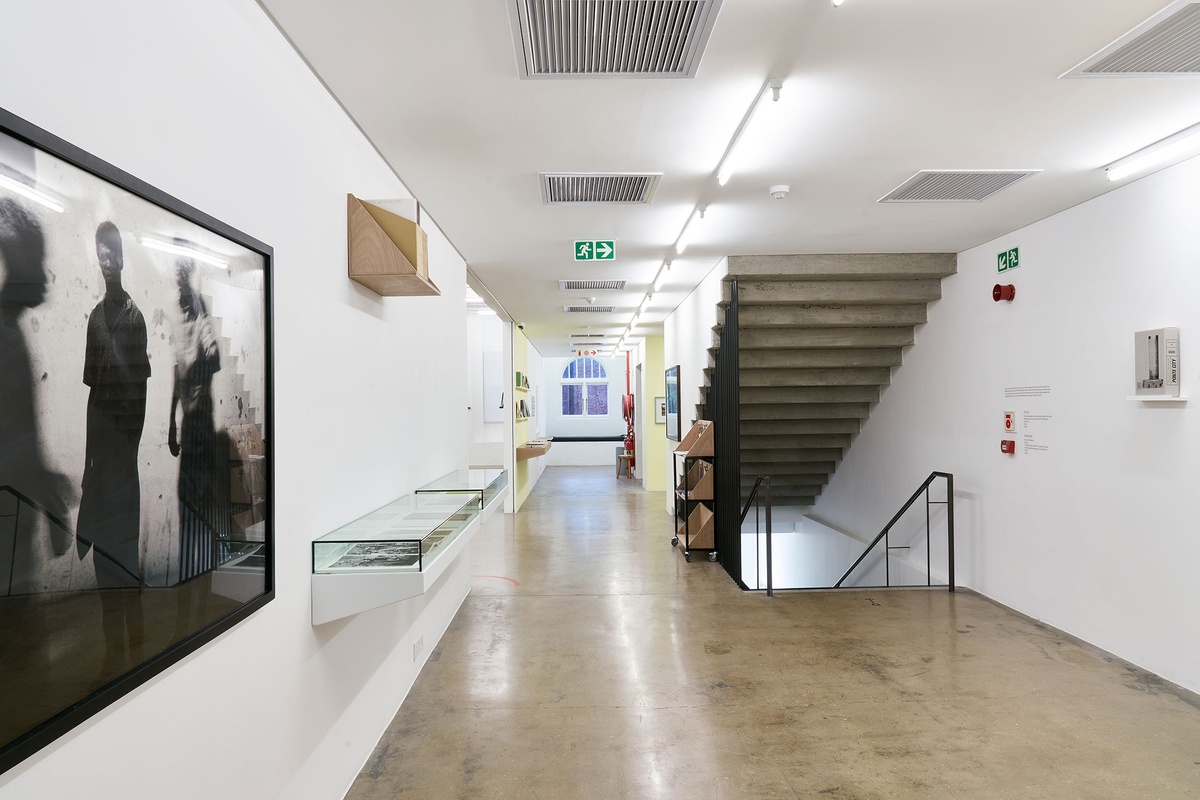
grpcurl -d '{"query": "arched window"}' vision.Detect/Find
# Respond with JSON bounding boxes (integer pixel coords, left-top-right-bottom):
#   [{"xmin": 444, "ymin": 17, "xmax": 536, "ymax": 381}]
[{"xmin": 561, "ymin": 357, "xmax": 609, "ymax": 416}]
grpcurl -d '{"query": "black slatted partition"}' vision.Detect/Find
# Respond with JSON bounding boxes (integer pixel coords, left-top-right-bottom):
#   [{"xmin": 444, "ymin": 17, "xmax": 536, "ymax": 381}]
[{"xmin": 709, "ymin": 280, "xmax": 744, "ymax": 587}]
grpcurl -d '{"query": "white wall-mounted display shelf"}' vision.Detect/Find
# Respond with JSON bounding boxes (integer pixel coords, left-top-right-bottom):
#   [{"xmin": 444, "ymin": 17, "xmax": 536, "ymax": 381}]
[{"xmin": 310, "ymin": 469, "xmax": 507, "ymax": 624}]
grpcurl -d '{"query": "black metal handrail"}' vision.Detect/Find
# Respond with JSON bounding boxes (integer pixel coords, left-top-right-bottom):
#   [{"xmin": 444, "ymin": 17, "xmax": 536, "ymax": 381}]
[
  {"xmin": 833, "ymin": 471, "xmax": 955, "ymax": 591},
  {"xmin": 739, "ymin": 476, "xmax": 766, "ymax": 524},
  {"xmin": 740, "ymin": 474, "xmax": 773, "ymax": 597}
]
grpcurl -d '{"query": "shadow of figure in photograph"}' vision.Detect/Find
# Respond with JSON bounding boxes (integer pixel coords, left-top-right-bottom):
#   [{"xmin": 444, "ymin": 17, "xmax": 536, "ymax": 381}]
[
  {"xmin": 168, "ymin": 250, "xmax": 223, "ymax": 585},
  {"xmin": 0, "ymin": 194, "xmax": 77, "ymax": 592},
  {"xmin": 77, "ymin": 221, "xmax": 150, "ymax": 672}
]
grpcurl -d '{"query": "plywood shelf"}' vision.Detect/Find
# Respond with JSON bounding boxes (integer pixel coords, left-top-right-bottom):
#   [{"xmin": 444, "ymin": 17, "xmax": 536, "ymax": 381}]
[
  {"xmin": 675, "ymin": 459, "xmax": 714, "ymax": 501},
  {"xmin": 677, "ymin": 504, "xmax": 714, "ymax": 550},
  {"xmin": 675, "ymin": 419, "xmax": 714, "ymax": 458},
  {"xmin": 516, "ymin": 440, "xmax": 552, "ymax": 462},
  {"xmin": 347, "ymin": 193, "xmax": 439, "ymax": 296}
]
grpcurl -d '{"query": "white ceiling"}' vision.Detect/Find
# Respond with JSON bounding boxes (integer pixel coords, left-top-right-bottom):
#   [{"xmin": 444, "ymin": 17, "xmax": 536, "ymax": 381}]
[{"xmin": 257, "ymin": 0, "xmax": 1200, "ymax": 357}]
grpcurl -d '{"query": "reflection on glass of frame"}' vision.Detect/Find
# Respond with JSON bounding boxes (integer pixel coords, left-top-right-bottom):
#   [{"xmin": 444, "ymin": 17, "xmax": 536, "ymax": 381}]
[
  {"xmin": 0, "ymin": 106, "xmax": 274, "ymax": 774},
  {"xmin": 664, "ymin": 365, "xmax": 680, "ymax": 441}
]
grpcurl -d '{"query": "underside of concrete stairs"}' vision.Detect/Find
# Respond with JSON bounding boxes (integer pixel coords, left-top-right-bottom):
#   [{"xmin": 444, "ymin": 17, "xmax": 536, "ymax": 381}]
[{"xmin": 701, "ymin": 253, "xmax": 956, "ymax": 508}]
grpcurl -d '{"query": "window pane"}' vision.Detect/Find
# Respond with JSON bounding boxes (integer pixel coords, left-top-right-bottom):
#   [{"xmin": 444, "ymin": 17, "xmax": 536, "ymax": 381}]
[
  {"xmin": 587, "ymin": 384, "xmax": 608, "ymax": 416},
  {"xmin": 562, "ymin": 384, "xmax": 583, "ymax": 415}
]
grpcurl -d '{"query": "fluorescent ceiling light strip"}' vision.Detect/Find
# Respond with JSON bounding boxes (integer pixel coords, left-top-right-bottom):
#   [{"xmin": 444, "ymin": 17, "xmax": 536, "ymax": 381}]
[
  {"xmin": 139, "ymin": 237, "xmax": 230, "ymax": 268},
  {"xmin": 0, "ymin": 174, "xmax": 64, "ymax": 213},
  {"xmin": 1106, "ymin": 121, "xmax": 1200, "ymax": 182},
  {"xmin": 639, "ymin": 295, "xmax": 651, "ymax": 314},
  {"xmin": 653, "ymin": 259, "xmax": 671, "ymax": 292},
  {"xmin": 713, "ymin": 77, "xmax": 783, "ymax": 187},
  {"xmin": 674, "ymin": 205, "xmax": 706, "ymax": 255}
]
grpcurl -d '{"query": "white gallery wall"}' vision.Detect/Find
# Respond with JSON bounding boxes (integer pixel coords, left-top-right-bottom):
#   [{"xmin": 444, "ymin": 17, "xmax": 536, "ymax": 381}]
[
  {"xmin": 814, "ymin": 155, "xmax": 1200, "ymax": 694},
  {"xmin": 467, "ymin": 312, "xmax": 508, "ymax": 467},
  {"xmin": 0, "ymin": 1, "xmax": 471, "ymax": 798},
  {"xmin": 663, "ymin": 257, "xmax": 727, "ymax": 513}
]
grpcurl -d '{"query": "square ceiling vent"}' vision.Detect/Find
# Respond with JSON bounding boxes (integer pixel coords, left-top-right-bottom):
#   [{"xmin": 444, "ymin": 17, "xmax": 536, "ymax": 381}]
[
  {"xmin": 542, "ymin": 173, "xmax": 660, "ymax": 204},
  {"xmin": 879, "ymin": 170, "xmax": 1040, "ymax": 203},
  {"xmin": 508, "ymin": 0, "xmax": 723, "ymax": 78},
  {"xmin": 1063, "ymin": 1, "xmax": 1200, "ymax": 77}
]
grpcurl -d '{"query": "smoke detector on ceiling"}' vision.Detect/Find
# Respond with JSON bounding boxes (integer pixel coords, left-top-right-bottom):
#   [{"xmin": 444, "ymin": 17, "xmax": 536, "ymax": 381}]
[{"xmin": 769, "ymin": 184, "xmax": 790, "ymax": 199}]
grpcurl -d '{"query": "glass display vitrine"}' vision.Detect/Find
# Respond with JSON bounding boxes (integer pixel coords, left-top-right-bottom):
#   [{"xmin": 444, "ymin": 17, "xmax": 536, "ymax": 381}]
[
  {"xmin": 312, "ymin": 492, "xmax": 480, "ymax": 575},
  {"xmin": 415, "ymin": 468, "xmax": 508, "ymax": 509}
]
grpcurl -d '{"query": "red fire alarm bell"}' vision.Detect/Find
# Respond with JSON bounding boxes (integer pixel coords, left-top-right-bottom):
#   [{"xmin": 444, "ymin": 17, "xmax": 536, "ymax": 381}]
[
  {"xmin": 1000, "ymin": 440, "xmax": 1016, "ymax": 454},
  {"xmin": 993, "ymin": 284, "xmax": 1016, "ymax": 302}
]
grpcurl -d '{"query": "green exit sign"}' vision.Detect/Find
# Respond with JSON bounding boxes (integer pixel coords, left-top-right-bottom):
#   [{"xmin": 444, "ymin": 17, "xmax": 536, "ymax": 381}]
[
  {"xmin": 997, "ymin": 247, "xmax": 1020, "ymax": 272},
  {"xmin": 574, "ymin": 240, "xmax": 615, "ymax": 261}
]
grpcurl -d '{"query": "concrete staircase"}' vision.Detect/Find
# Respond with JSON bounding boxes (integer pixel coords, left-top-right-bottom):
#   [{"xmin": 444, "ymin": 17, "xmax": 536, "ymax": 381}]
[{"xmin": 701, "ymin": 254, "xmax": 957, "ymax": 508}]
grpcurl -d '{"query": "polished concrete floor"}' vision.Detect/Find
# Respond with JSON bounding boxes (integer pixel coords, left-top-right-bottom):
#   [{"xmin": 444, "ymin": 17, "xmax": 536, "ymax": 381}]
[{"xmin": 347, "ymin": 466, "xmax": 1200, "ymax": 799}]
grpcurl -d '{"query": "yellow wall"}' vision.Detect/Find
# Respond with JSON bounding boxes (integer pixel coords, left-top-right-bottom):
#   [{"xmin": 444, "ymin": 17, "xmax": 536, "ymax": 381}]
[
  {"xmin": 513, "ymin": 325, "xmax": 536, "ymax": 510},
  {"xmin": 640, "ymin": 336, "xmax": 667, "ymax": 492}
]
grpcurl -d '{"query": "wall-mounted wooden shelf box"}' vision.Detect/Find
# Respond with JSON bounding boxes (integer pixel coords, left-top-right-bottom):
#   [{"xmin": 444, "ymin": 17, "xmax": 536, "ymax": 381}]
[
  {"xmin": 516, "ymin": 439, "xmax": 552, "ymax": 462},
  {"xmin": 347, "ymin": 193, "xmax": 439, "ymax": 296}
]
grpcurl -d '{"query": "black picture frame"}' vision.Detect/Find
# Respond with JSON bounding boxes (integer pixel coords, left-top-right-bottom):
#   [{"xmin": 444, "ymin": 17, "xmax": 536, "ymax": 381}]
[
  {"xmin": 0, "ymin": 106, "xmax": 274, "ymax": 774},
  {"xmin": 665, "ymin": 365, "xmax": 681, "ymax": 442}
]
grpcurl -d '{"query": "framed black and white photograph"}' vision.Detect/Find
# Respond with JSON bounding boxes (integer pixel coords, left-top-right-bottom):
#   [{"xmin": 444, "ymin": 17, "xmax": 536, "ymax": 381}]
[
  {"xmin": 0, "ymin": 106, "xmax": 274, "ymax": 773},
  {"xmin": 665, "ymin": 365, "xmax": 680, "ymax": 442},
  {"xmin": 655, "ymin": 396, "xmax": 666, "ymax": 424}
]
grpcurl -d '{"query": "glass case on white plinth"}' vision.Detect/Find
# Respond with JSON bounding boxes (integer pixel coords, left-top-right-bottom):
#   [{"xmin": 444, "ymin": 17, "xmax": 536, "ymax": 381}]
[
  {"xmin": 415, "ymin": 468, "xmax": 508, "ymax": 509},
  {"xmin": 311, "ymin": 492, "xmax": 479, "ymax": 625}
]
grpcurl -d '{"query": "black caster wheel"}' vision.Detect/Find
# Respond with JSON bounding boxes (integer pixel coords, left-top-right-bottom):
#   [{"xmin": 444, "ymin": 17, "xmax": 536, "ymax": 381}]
[
  {"xmin": 684, "ymin": 551, "xmax": 692, "ymax": 562},
  {"xmin": 708, "ymin": 552, "xmax": 718, "ymax": 562},
  {"xmin": 671, "ymin": 537, "xmax": 679, "ymax": 547}
]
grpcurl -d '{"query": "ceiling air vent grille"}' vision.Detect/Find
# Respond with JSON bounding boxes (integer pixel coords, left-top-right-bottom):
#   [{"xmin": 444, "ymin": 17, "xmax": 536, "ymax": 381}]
[
  {"xmin": 559, "ymin": 279, "xmax": 627, "ymax": 290},
  {"xmin": 509, "ymin": 0, "xmax": 722, "ymax": 78},
  {"xmin": 542, "ymin": 173, "xmax": 660, "ymax": 204},
  {"xmin": 570, "ymin": 333, "xmax": 620, "ymax": 339},
  {"xmin": 879, "ymin": 170, "xmax": 1040, "ymax": 203},
  {"xmin": 1064, "ymin": 1, "xmax": 1200, "ymax": 77},
  {"xmin": 564, "ymin": 305, "xmax": 618, "ymax": 313}
]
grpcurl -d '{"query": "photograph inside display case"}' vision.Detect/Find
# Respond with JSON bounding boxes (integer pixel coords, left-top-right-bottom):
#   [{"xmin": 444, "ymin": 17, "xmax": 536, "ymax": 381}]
[{"xmin": 0, "ymin": 107, "xmax": 274, "ymax": 772}]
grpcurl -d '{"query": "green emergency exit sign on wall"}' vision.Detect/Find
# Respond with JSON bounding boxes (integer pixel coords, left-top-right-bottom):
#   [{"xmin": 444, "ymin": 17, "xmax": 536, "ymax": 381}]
[{"xmin": 997, "ymin": 247, "xmax": 1019, "ymax": 272}]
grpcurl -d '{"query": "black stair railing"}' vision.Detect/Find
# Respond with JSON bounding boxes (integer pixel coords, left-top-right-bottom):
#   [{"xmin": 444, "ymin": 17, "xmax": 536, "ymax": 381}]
[
  {"xmin": 834, "ymin": 471, "xmax": 955, "ymax": 591},
  {"xmin": 707, "ymin": 280, "xmax": 742, "ymax": 585},
  {"xmin": 740, "ymin": 474, "xmax": 772, "ymax": 596}
]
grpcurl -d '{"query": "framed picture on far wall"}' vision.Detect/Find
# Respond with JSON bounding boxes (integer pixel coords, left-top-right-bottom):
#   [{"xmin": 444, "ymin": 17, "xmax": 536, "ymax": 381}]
[
  {"xmin": 665, "ymin": 365, "xmax": 681, "ymax": 441},
  {"xmin": 0, "ymin": 105, "xmax": 274, "ymax": 774}
]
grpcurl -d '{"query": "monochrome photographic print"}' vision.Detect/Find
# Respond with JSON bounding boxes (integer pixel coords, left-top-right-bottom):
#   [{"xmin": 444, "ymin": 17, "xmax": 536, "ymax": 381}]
[
  {"xmin": 0, "ymin": 107, "xmax": 274, "ymax": 772},
  {"xmin": 327, "ymin": 542, "xmax": 421, "ymax": 571}
]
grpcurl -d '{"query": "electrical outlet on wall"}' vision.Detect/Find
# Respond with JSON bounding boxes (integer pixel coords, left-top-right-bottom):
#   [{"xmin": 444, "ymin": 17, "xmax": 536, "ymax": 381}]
[{"xmin": 413, "ymin": 635, "xmax": 424, "ymax": 662}]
